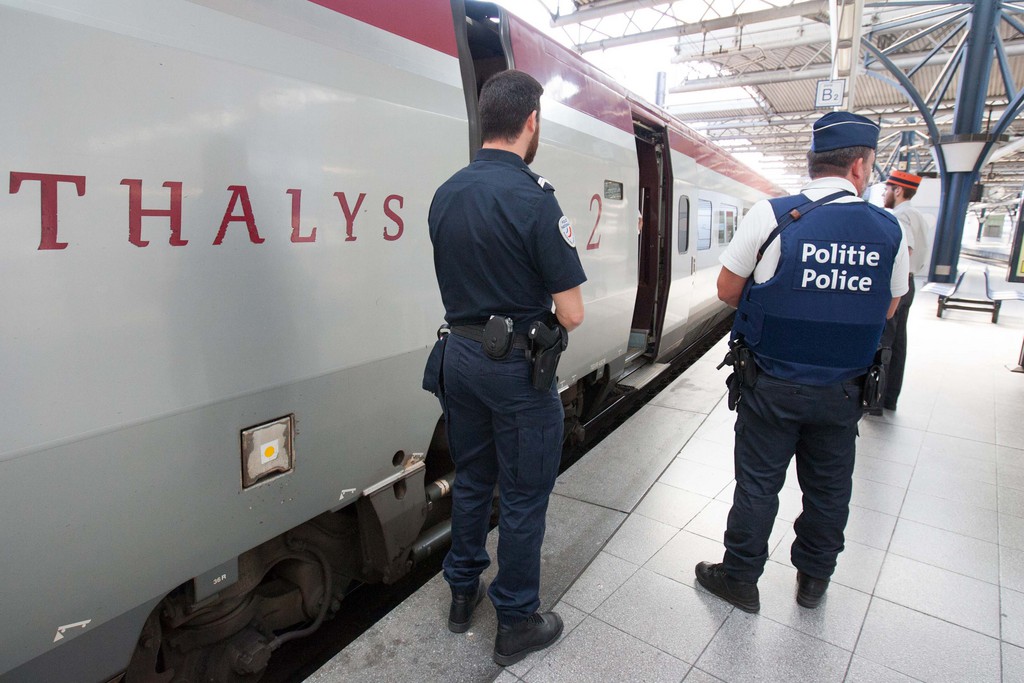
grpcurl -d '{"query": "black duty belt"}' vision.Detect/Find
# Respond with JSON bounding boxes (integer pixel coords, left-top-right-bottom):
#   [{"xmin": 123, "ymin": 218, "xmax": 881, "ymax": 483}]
[{"xmin": 451, "ymin": 324, "xmax": 531, "ymax": 350}]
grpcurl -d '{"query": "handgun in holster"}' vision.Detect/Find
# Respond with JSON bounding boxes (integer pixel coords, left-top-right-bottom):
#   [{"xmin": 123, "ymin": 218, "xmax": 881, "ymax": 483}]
[
  {"xmin": 717, "ymin": 339, "xmax": 757, "ymax": 410},
  {"xmin": 861, "ymin": 347, "xmax": 891, "ymax": 411},
  {"xmin": 527, "ymin": 317, "xmax": 568, "ymax": 391}
]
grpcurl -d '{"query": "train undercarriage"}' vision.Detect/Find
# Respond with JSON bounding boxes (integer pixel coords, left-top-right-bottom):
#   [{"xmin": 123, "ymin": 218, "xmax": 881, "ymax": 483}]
[{"xmin": 120, "ymin": 324, "xmax": 729, "ymax": 683}]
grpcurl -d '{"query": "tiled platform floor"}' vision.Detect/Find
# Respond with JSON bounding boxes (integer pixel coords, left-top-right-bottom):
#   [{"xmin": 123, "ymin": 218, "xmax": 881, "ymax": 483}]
[{"xmin": 310, "ymin": 264, "xmax": 1024, "ymax": 683}]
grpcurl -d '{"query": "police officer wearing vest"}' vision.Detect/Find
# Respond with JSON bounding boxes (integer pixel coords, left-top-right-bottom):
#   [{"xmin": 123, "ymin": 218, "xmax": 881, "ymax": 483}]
[
  {"xmin": 695, "ymin": 112, "xmax": 909, "ymax": 612},
  {"xmin": 427, "ymin": 70, "xmax": 586, "ymax": 666}
]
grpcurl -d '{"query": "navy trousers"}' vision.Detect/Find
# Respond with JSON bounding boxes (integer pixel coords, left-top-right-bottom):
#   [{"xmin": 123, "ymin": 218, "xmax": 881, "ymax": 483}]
[
  {"xmin": 880, "ymin": 274, "xmax": 915, "ymax": 408},
  {"xmin": 440, "ymin": 334, "xmax": 563, "ymax": 624},
  {"xmin": 723, "ymin": 373, "xmax": 862, "ymax": 583}
]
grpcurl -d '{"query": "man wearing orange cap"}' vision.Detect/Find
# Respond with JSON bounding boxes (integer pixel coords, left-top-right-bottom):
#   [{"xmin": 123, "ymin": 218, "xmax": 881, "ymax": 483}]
[{"xmin": 880, "ymin": 170, "xmax": 929, "ymax": 411}]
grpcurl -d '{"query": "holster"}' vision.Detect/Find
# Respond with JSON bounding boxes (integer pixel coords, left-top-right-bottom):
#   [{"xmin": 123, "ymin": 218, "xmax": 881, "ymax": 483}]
[
  {"xmin": 861, "ymin": 347, "xmax": 892, "ymax": 411},
  {"xmin": 717, "ymin": 339, "xmax": 757, "ymax": 410},
  {"xmin": 527, "ymin": 317, "xmax": 568, "ymax": 391}
]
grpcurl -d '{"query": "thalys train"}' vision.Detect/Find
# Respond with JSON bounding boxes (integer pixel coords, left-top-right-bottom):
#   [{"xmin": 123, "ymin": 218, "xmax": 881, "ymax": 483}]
[{"xmin": 0, "ymin": 1, "xmax": 783, "ymax": 680}]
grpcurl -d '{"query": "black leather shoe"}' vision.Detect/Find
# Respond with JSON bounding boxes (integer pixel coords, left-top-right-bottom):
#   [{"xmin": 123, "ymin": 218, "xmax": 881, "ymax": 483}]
[
  {"xmin": 694, "ymin": 561, "xmax": 760, "ymax": 613},
  {"xmin": 796, "ymin": 571, "xmax": 830, "ymax": 609},
  {"xmin": 448, "ymin": 580, "xmax": 486, "ymax": 633},
  {"xmin": 493, "ymin": 611, "xmax": 563, "ymax": 666}
]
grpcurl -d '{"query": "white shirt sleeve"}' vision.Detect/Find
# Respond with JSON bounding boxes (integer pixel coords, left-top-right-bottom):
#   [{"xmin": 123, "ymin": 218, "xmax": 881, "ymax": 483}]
[
  {"xmin": 720, "ymin": 199, "xmax": 777, "ymax": 280},
  {"xmin": 890, "ymin": 231, "xmax": 910, "ymax": 297}
]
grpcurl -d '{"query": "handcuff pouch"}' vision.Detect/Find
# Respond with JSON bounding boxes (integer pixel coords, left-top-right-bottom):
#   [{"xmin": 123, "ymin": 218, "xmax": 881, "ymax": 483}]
[{"xmin": 483, "ymin": 315, "xmax": 515, "ymax": 360}]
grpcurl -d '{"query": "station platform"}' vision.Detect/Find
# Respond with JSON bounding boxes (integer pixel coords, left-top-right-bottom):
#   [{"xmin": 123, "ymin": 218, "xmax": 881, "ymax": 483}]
[
  {"xmin": 308, "ymin": 261, "xmax": 1024, "ymax": 683},
  {"xmin": 961, "ymin": 235, "xmax": 1014, "ymax": 263}
]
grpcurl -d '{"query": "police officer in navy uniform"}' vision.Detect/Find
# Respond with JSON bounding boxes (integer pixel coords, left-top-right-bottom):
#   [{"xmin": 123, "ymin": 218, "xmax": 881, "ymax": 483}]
[
  {"xmin": 428, "ymin": 70, "xmax": 586, "ymax": 666},
  {"xmin": 696, "ymin": 112, "xmax": 909, "ymax": 612}
]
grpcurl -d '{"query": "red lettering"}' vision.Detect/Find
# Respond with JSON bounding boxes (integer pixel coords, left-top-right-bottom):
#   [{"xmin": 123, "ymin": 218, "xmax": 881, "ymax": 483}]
[
  {"xmin": 587, "ymin": 193, "xmax": 602, "ymax": 250},
  {"xmin": 9, "ymin": 172, "xmax": 86, "ymax": 250},
  {"xmin": 120, "ymin": 179, "xmax": 185, "ymax": 247},
  {"xmin": 213, "ymin": 185, "xmax": 265, "ymax": 245},
  {"xmin": 383, "ymin": 194, "xmax": 404, "ymax": 241},
  {"xmin": 287, "ymin": 189, "xmax": 317, "ymax": 243},
  {"xmin": 334, "ymin": 191, "xmax": 365, "ymax": 242}
]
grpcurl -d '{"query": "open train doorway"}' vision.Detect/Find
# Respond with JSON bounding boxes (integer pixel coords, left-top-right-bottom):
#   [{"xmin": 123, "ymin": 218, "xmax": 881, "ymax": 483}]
[
  {"xmin": 628, "ymin": 118, "xmax": 673, "ymax": 364},
  {"xmin": 452, "ymin": 1, "xmax": 512, "ymax": 157}
]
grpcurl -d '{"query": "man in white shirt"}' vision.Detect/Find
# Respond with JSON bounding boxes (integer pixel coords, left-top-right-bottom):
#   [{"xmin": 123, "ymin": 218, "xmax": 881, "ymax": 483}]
[
  {"xmin": 695, "ymin": 112, "xmax": 908, "ymax": 614},
  {"xmin": 878, "ymin": 170, "xmax": 928, "ymax": 411}
]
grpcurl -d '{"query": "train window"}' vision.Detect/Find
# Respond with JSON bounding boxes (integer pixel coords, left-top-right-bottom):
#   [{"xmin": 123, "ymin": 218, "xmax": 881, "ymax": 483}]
[
  {"xmin": 697, "ymin": 200, "xmax": 712, "ymax": 250},
  {"xmin": 604, "ymin": 180, "xmax": 624, "ymax": 200},
  {"xmin": 717, "ymin": 204, "xmax": 737, "ymax": 245},
  {"xmin": 677, "ymin": 197, "xmax": 690, "ymax": 254}
]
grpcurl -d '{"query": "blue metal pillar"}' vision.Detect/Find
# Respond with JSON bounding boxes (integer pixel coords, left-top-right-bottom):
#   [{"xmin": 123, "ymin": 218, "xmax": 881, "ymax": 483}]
[{"xmin": 929, "ymin": 0, "xmax": 1000, "ymax": 282}]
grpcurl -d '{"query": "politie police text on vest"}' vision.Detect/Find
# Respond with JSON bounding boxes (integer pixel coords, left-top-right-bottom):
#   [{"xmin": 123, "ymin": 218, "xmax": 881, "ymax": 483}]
[{"xmin": 798, "ymin": 240, "xmax": 881, "ymax": 292}]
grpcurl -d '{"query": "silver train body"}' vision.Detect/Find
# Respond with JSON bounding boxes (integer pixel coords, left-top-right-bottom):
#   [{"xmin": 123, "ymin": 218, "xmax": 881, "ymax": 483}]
[{"xmin": 0, "ymin": 1, "xmax": 782, "ymax": 680}]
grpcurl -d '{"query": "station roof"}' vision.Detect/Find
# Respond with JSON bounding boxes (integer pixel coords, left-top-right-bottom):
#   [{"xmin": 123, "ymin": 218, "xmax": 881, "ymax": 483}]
[{"xmin": 515, "ymin": 0, "xmax": 1024, "ymax": 208}]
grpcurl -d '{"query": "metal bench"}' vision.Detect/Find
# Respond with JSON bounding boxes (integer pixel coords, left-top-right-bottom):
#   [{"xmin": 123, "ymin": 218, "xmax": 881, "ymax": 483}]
[
  {"xmin": 920, "ymin": 270, "xmax": 1000, "ymax": 320},
  {"xmin": 984, "ymin": 266, "xmax": 1024, "ymax": 324}
]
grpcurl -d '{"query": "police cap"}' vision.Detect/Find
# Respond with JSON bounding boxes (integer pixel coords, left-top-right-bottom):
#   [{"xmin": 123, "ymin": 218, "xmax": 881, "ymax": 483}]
[{"xmin": 811, "ymin": 112, "xmax": 880, "ymax": 153}]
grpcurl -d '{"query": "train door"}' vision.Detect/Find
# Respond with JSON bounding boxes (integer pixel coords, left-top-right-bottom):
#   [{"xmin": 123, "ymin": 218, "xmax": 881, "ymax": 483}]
[
  {"xmin": 655, "ymin": 175, "xmax": 698, "ymax": 361},
  {"xmin": 628, "ymin": 118, "xmax": 673, "ymax": 361},
  {"xmin": 680, "ymin": 190, "xmax": 735, "ymax": 349},
  {"xmin": 452, "ymin": 1, "xmax": 512, "ymax": 157}
]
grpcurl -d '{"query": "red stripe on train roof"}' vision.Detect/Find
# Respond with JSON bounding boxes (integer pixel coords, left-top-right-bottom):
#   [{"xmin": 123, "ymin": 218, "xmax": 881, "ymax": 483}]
[
  {"xmin": 505, "ymin": 12, "xmax": 784, "ymax": 196},
  {"xmin": 506, "ymin": 15, "xmax": 634, "ymax": 136},
  {"xmin": 308, "ymin": 0, "xmax": 458, "ymax": 58},
  {"xmin": 668, "ymin": 129, "xmax": 786, "ymax": 197}
]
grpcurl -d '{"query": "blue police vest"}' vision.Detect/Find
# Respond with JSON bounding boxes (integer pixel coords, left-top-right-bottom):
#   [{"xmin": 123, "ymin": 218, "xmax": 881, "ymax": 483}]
[{"xmin": 732, "ymin": 195, "xmax": 902, "ymax": 385}]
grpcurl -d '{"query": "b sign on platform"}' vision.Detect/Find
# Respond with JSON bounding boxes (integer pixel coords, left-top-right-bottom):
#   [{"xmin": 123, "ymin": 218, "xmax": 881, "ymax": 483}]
[{"xmin": 815, "ymin": 79, "xmax": 846, "ymax": 108}]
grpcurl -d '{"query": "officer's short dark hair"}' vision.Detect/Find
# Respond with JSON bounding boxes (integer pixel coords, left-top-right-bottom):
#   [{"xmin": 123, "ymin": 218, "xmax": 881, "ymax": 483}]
[
  {"xmin": 806, "ymin": 146, "xmax": 874, "ymax": 179},
  {"xmin": 479, "ymin": 70, "xmax": 544, "ymax": 144}
]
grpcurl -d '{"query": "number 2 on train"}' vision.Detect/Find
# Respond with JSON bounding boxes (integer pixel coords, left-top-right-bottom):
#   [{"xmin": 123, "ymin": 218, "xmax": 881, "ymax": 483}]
[{"xmin": 587, "ymin": 193, "xmax": 602, "ymax": 250}]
